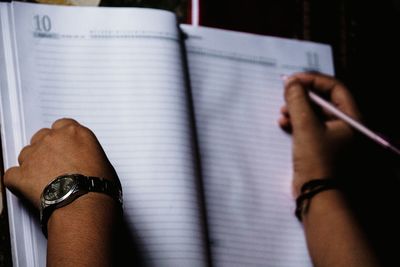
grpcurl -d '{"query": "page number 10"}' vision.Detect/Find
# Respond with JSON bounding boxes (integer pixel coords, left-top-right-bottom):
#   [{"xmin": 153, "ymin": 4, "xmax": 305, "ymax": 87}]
[{"xmin": 34, "ymin": 15, "xmax": 52, "ymax": 32}]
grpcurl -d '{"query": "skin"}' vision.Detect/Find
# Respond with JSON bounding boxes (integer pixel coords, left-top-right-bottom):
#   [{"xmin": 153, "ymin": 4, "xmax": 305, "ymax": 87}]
[
  {"xmin": 279, "ymin": 72, "xmax": 381, "ymax": 267},
  {"xmin": 1, "ymin": 73, "xmax": 382, "ymax": 266},
  {"xmin": 3, "ymin": 118, "xmax": 120, "ymax": 267}
]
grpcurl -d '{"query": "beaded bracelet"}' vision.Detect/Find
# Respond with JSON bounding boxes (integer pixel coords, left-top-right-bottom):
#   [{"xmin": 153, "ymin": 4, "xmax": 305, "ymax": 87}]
[{"xmin": 295, "ymin": 178, "xmax": 340, "ymax": 221}]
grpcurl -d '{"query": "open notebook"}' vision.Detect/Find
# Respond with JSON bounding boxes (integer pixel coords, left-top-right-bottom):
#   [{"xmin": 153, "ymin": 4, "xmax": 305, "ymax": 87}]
[{"xmin": 0, "ymin": 2, "xmax": 334, "ymax": 266}]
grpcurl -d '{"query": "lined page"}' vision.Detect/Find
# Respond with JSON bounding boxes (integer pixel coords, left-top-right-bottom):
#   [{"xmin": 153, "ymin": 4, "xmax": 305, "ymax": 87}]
[
  {"xmin": 182, "ymin": 25, "xmax": 333, "ymax": 266},
  {"xmin": 8, "ymin": 3, "xmax": 207, "ymax": 266}
]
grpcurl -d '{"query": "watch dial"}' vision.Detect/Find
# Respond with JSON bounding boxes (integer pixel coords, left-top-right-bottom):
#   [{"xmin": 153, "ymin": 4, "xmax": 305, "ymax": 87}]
[{"xmin": 44, "ymin": 176, "xmax": 76, "ymax": 201}]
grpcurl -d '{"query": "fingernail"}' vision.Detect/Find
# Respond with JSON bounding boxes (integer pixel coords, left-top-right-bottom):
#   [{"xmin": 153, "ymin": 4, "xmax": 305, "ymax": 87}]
[
  {"xmin": 280, "ymin": 74, "xmax": 289, "ymax": 82},
  {"xmin": 283, "ymin": 75, "xmax": 298, "ymax": 87}
]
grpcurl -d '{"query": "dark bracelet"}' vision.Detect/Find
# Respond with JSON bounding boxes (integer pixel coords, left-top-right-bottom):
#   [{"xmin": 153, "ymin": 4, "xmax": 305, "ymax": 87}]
[{"xmin": 295, "ymin": 178, "xmax": 340, "ymax": 222}]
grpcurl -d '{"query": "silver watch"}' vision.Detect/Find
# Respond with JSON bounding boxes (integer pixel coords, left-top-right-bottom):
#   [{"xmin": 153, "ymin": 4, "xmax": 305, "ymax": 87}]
[{"xmin": 39, "ymin": 173, "xmax": 123, "ymax": 237}]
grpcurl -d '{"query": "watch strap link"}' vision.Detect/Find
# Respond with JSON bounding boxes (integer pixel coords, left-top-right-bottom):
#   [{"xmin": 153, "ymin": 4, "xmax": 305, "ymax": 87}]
[{"xmin": 84, "ymin": 176, "xmax": 123, "ymax": 205}]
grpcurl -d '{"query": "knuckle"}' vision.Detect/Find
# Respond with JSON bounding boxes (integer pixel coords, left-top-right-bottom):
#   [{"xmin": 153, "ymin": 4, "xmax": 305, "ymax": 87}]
[
  {"xmin": 3, "ymin": 167, "xmax": 19, "ymax": 187},
  {"xmin": 57, "ymin": 118, "xmax": 78, "ymax": 125},
  {"xmin": 64, "ymin": 118, "xmax": 79, "ymax": 125},
  {"xmin": 285, "ymin": 84, "xmax": 306, "ymax": 103},
  {"xmin": 17, "ymin": 145, "xmax": 34, "ymax": 165},
  {"xmin": 45, "ymin": 121, "xmax": 96, "ymax": 144},
  {"xmin": 17, "ymin": 150, "xmax": 26, "ymax": 165},
  {"xmin": 30, "ymin": 128, "xmax": 50, "ymax": 144},
  {"xmin": 37, "ymin": 127, "xmax": 49, "ymax": 135},
  {"xmin": 65, "ymin": 123, "xmax": 96, "ymax": 141},
  {"xmin": 52, "ymin": 118, "xmax": 80, "ymax": 129},
  {"xmin": 284, "ymin": 79, "xmax": 306, "ymax": 101},
  {"xmin": 41, "ymin": 130, "xmax": 56, "ymax": 144},
  {"xmin": 65, "ymin": 123, "xmax": 81, "ymax": 133},
  {"xmin": 77, "ymin": 124, "xmax": 96, "ymax": 137}
]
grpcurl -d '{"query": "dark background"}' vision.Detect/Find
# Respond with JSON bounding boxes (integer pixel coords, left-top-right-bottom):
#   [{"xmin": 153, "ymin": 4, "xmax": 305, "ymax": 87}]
[
  {"xmin": 200, "ymin": 1, "xmax": 400, "ymax": 266},
  {"xmin": 201, "ymin": 0, "xmax": 400, "ymax": 141},
  {"xmin": 1, "ymin": 0, "xmax": 400, "ymax": 266}
]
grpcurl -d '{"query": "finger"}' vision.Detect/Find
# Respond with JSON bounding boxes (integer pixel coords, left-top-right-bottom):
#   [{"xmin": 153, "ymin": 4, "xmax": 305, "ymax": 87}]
[
  {"xmin": 30, "ymin": 128, "xmax": 51, "ymax": 145},
  {"xmin": 290, "ymin": 72, "xmax": 361, "ymax": 119},
  {"xmin": 319, "ymin": 106, "xmax": 336, "ymax": 121},
  {"xmin": 278, "ymin": 116, "xmax": 292, "ymax": 133},
  {"xmin": 290, "ymin": 72, "xmax": 341, "ymax": 94},
  {"xmin": 284, "ymin": 77, "xmax": 323, "ymax": 134},
  {"xmin": 3, "ymin": 166, "xmax": 22, "ymax": 195},
  {"xmin": 51, "ymin": 118, "xmax": 80, "ymax": 130},
  {"xmin": 326, "ymin": 120, "xmax": 355, "ymax": 143},
  {"xmin": 280, "ymin": 105, "xmax": 289, "ymax": 117},
  {"xmin": 18, "ymin": 145, "xmax": 35, "ymax": 165}
]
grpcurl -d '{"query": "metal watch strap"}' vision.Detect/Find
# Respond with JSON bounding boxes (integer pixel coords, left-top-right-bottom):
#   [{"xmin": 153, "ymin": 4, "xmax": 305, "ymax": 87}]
[
  {"xmin": 40, "ymin": 174, "xmax": 123, "ymax": 237},
  {"xmin": 84, "ymin": 176, "xmax": 123, "ymax": 205}
]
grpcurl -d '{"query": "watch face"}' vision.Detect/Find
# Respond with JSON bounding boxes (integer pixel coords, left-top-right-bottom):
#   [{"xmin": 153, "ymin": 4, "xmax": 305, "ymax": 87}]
[{"xmin": 44, "ymin": 176, "xmax": 77, "ymax": 201}]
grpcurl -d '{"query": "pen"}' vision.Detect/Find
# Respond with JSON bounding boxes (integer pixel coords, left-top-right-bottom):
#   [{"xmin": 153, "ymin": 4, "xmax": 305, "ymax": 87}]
[
  {"xmin": 308, "ymin": 91, "xmax": 400, "ymax": 156},
  {"xmin": 281, "ymin": 75, "xmax": 400, "ymax": 156}
]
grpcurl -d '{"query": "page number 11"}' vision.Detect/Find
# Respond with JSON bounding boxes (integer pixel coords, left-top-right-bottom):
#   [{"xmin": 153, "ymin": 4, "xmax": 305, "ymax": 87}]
[{"xmin": 34, "ymin": 15, "xmax": 52, "ymax": 32}]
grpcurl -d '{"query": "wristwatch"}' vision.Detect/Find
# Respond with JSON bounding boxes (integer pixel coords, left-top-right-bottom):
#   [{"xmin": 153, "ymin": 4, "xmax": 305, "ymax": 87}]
[{"xmin": 39, "ymin": 173, "xmax": 123, "ymax": 237}]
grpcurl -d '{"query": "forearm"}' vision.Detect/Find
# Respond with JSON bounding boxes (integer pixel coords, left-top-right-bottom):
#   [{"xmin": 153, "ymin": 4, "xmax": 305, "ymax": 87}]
[
  {"xmin": 302, "ymin": 190, "xmax": 380, "ymax": 267},
  {"xmin": 47, "ymin": 193, "xmax": 120, "ymax": 267}
]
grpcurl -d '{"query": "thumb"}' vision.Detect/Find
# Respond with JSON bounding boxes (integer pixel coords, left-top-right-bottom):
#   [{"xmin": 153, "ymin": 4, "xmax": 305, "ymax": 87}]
[{"xmin": 284, "ymin": 77, "xmax": 323, "ymax": 135}]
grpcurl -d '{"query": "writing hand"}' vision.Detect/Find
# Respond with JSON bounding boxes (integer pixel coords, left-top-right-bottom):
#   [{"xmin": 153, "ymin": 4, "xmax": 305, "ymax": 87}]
[{"xmin": 279, "ymin": 72, "xmax": 361, "ymax": 197}]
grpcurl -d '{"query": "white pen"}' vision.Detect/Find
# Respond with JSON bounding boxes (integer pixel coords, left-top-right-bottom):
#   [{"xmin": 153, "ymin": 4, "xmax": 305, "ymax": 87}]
[{"xmin": 281, "ymin": 75, "xmax": 400, "ymax": 156}]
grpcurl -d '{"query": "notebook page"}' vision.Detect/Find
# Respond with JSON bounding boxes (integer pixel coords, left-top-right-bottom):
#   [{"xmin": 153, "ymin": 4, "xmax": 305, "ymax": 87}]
[
  {"xmin": 182, "ymin": 25, "xmax": 333, "ymax": 266},
  {"xmin": 6, "ymin": 3, "xmax": 208, "ymax": 266},
  {"xmin": 0, "ymin": 4, "xmax": 42, "ymax": 266}
]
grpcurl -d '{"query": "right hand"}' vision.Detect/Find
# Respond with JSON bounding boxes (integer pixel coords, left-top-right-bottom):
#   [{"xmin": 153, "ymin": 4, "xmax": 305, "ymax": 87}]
[{"xmin": 279, "ymin": 73, "xmax": 361, "ymax": 197}]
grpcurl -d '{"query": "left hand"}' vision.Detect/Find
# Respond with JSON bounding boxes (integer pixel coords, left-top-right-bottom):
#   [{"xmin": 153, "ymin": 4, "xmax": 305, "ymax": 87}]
[{"xmin": 3, "ymin": 118, "xmax": 120, "ymax": 209}]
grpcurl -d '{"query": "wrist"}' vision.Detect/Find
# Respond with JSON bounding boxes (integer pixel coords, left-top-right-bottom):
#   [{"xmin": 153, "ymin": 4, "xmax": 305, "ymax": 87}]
[
  {"xmin": 295, "ymin": 178, "xmax": 340, "ymax": 221},
  {"xmin": 301, "ymin": 189, "xmax": 347, "ymax": 224},
  {"xmin": 46, "ymin": 193, "xmax": 120, "ymax": 267},
  {"xmin": 47, "ymin": 192, "xmax": 120, "ymax": 236},
  {"xmin": 293, "ymin": 173, "xmax": 333, "ymax": 198}
]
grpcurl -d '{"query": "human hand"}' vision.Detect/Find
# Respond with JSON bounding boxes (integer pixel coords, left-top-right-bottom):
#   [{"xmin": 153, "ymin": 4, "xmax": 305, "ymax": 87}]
[
  {"xmin": 279, "ymin": 73, "xmax": 361, "ymax": 197},
  {"xmin": 3, "ymin": 118, "xmax": 119, "ymax": 209}
]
